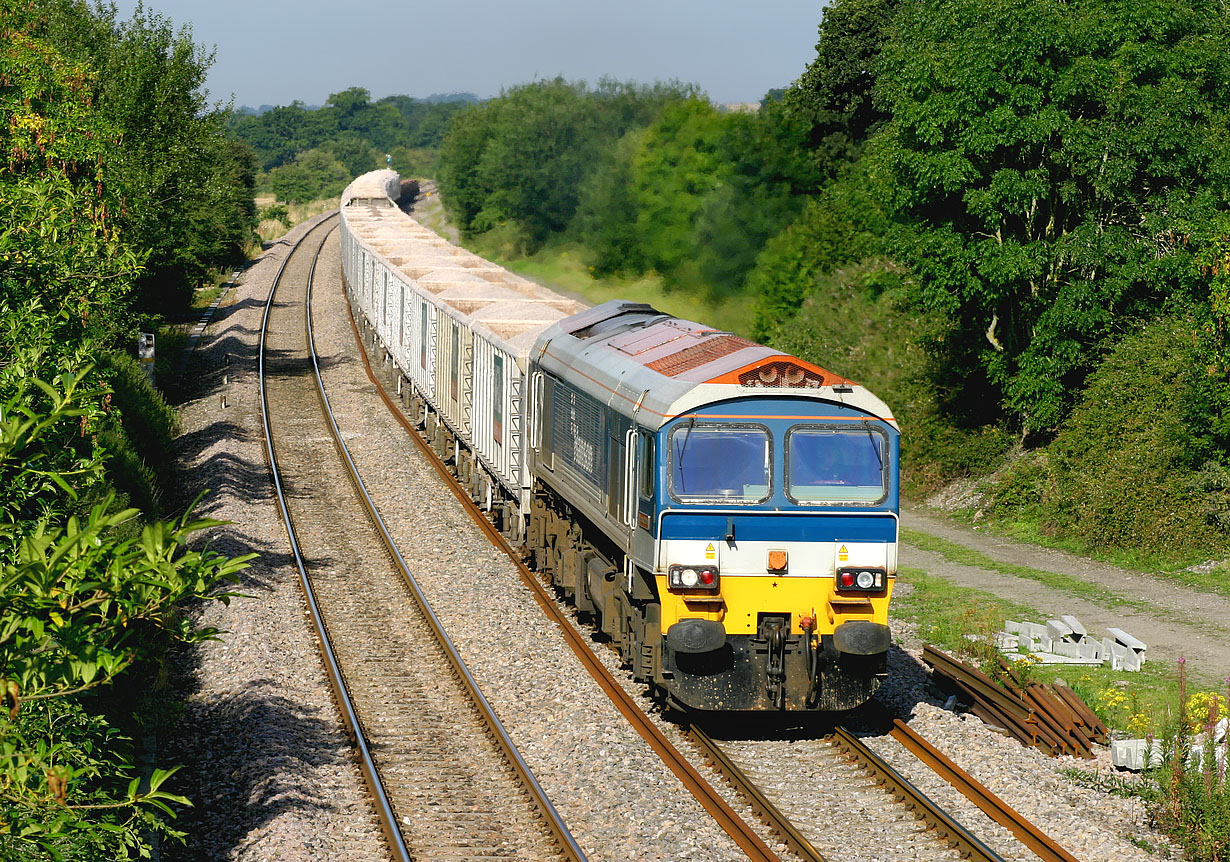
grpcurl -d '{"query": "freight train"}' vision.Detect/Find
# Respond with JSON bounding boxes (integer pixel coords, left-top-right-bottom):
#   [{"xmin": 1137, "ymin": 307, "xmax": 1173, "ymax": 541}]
[{"xmin": 340, "ymin": 171, "xmax": 899, "ymax": 711}]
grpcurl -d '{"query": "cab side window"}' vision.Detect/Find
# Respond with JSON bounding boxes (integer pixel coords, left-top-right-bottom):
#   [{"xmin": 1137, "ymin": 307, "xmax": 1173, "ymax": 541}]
[{"xmin": 638, "ymin": 433, "xmax": 655, "ymax": 500}]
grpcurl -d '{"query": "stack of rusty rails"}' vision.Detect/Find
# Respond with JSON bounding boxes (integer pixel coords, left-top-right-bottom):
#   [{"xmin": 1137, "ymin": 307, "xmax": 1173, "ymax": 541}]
[{"xmin": 922, "ymin": 645, "xmax": 1109, "ymax": 759}]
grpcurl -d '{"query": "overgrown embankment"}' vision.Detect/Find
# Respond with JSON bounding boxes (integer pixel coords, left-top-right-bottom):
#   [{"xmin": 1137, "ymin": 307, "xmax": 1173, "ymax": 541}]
[{"xmin": 2, "ymin": 4, "xmax": 257, "ymax": 857}]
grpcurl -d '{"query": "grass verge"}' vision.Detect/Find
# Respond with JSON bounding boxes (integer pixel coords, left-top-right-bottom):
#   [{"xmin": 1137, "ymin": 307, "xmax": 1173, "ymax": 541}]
[
  {"xmin": 901, "ymin": 528, "xmax": 1152, "ymax": 612},
  {"xmin": 966, "ymin": 512, "xmax": 1230, "ymax": 595},
  {"xmin": 902, "ymin": 527, "xmax": 1230, "ymax": 648},
  {"xmin": 893, "ymin": 565, "xmax": 1185, "ymax": 736}
]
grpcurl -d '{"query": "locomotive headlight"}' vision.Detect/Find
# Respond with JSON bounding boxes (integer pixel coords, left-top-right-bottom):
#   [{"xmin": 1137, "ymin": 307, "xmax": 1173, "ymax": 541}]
[
  {"xmin": 669, "ymin": 564, "xmax": 720, "ymax": 591},
  {"xmin": 856, "ymin": 570, "xmax": 876, "ymax": 589}
]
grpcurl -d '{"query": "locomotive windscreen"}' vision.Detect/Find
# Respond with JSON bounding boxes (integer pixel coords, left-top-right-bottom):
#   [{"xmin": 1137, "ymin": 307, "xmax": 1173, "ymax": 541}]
[
  {"xmin": 668, "ymin": 425, "xmax": 770, "ymax": 503},
  {"xmin": 786, "ymin": 425, "xmax": 889, "ymax": 504}
]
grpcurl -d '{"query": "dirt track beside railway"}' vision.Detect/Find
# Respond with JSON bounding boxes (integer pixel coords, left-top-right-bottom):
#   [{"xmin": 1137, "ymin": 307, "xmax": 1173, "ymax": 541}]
[{"xmin": 900, "ymin": 508, "xmax": 1230, "ymax": 685}]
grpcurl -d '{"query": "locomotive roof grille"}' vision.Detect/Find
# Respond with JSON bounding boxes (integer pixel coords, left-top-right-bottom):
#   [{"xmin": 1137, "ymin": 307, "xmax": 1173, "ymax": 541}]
[
  {"xmin": 646, "ymin": 335, "xmax": 757, "ymax": 377},
  {"xmin": 737, "ymin": 361, "xmax": 828, "ymax": 389}
]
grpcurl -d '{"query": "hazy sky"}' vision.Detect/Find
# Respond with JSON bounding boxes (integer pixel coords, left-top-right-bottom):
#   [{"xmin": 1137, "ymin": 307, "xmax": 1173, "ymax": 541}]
[{"xmin": 110, "ymin": 1, "xmax": 825, "ymax": 109}]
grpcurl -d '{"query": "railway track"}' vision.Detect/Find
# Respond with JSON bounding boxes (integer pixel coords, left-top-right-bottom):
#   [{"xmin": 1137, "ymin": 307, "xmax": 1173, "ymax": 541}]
[
  {"xmin": 340, "ymin": 226, "xmax": 1083, "ymax": 862},
  {"xmin": 258, "ymin": 216, "xmax": 583, "ymax": 862}
]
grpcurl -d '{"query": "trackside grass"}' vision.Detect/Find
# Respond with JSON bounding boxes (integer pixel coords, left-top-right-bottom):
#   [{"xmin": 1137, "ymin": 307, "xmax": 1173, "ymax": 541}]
[{"xmin": 892, "ymin": 566, "xmax": 1183, "ymax": 740}]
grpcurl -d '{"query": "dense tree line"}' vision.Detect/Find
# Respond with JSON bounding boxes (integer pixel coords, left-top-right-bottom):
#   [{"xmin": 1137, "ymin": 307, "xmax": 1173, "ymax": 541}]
[
  {"xmin": 437, "ymin": 0, "xmax": 1230, "ymax": 563},
  {"xmin": 438, "ymin": 78, "xmax": 815, "ymax": 298},
  {"xmin": 229, "ymin": 88, "xmax": 474, "ymax": 202},
  {"xmin": 1, "ymin": 2, "xmax": 254, "ymax": 856}
]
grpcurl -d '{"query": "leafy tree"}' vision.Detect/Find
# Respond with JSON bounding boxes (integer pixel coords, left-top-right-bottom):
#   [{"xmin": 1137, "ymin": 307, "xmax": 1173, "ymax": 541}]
[
  {"xmin": 229, "ymin": 100, "xmax": 338, "ymax": 171},
  {"xmin": 229, "ymin": 90, "xmax": 472, "ymax": 176},
  {"xmin": 438, "ymin": 78, "xmax": 697, "ymax": 250},
  {"xmin": 0, "ymin": 16, "xmax": 142, "ymax": 345},
  {"xmin": 474, "ymin": 79, "xmax": 608, "ymax": 242},
  {"xmin": 573, "ymin": 130, "xmax": 648, "ymax": 276},
  {"xmin": 874, "ymin": 0, "xmax": 1230, "ymax": 434},
  {"xmin": 437, "ymin": 100, "xmax": 496, "ymax": 230},
  {"xmin": 26, "ymin": 0, "xmax": 257, "ymax": 317},
  {"xmin": 625, "ymin": 98, "xmax": 734, "ymax": 288},
  {"xmin": 749, "ymin": 150, "xmax": 895, "ymax": 336},
  {"xmin": 2, "ymin": 12, "xmax": 257, "ymax": 855},
  {"xmin": 692, "ymin": 100, "xmax": 814, "ymax": 296},
  {"xmin": 326, "ymin": 130, "xmax": 380, "ymax": 179},
  {"xmin": 784, "ymin": 0, "xmax": 901, "ymax": 176},
  {"xmin": 268, "ymin": 147, "xmax": 352, "ymax": 204}
]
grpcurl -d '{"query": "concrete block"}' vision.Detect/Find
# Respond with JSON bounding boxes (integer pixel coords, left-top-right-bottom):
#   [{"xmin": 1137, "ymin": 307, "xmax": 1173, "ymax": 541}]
[
  {"xmin": 1006, "ymin": 620, "xmax": 1048, "ymax": 640},
  {"xmin": 1104, "ymin": 638, "xmax": 1142, "ymax": 671},
  {"xmin": 1047, "ymin": 619, "xmax": 1075, "ymax": 643},
  {"xmin": 1108, "ymin": 627, "xmax": 1146, "ymax": 651},
  {"xmin": 1051, "ymin": 640, "xmax": 1081, "ymax": 659},
  {"xmin": 1112, "ymin": 739, "xmax": 1163, "ymax": 771},
  {"xmin": 1078, "ymin": 639, "xmax": 1103, "ymax": 661},
  {"xmin": 1107, "ymin": 627, "xmax": 1147, "ymax": 666},
  {"xmin": 1061, "ymin": 614, "xmax": 1088, "ymax": 638}
]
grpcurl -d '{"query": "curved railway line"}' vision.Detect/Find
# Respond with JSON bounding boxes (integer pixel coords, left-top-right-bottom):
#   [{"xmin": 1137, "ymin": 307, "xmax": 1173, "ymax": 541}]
[
  {"xmin": 337, "ymin": 208, "xmax": 1083, "ymax": 862},
  {"xmin": 257, "ymin": 215, "xmax": 583, "ymax": 862}
]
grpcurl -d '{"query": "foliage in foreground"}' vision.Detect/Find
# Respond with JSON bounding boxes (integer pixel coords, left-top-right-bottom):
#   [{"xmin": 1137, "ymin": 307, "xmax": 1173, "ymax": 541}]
[
  {"xmin": 0, "ymin": 361, "xmax": 252, "ymax": 858},
  {"xmin": 1140, "ymin": 661, "xmax": 1230, "ymax": 862},
  {"xmin": 2, "ymin": 6, "xmax": 259, "ymax": 856}
]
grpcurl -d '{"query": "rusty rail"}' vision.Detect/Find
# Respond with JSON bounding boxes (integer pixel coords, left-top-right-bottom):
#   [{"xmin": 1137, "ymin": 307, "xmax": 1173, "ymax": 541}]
[
  {"xmin": 830, "ymin": 727, "xmax": 1006, "ymax": 862},
  {"xmin": 922, "ymin": 646, "xmax": 1108, "ymax": 758},
  {"xmin": 686, "ymin": 725, "xmax": 829, "ymax": 862},
  {"xmin": 886, "ymin": 719, "xmax": 1081, "ymax": 862}
]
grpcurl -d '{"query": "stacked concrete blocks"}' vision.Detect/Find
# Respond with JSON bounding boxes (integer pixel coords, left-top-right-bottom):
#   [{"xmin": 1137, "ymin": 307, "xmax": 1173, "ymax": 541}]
[{"xmin": 999, "ymin": 616, "xmax": 1147, "ymax": 670}]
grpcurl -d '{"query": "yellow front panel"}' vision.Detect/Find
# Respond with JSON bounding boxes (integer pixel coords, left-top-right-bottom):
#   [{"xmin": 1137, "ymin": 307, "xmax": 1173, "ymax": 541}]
[{"xmin": 656, "ymin": 575, "xmax": 893, "ymax": 635}]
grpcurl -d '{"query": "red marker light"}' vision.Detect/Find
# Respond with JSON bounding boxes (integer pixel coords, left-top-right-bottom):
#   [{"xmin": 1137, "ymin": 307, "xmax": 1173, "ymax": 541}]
[
  {"xmin": 839, "ymin": 571, "xmax": 855, "ymax": 588},
  {"xmin": 700, "ymin": 569, "xmax": 715, "ymax": 585}
]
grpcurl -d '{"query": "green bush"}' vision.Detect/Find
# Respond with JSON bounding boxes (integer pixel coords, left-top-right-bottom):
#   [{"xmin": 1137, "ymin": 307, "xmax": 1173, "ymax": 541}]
[
  {"xmin": 0, "ymin": 363, "xmax": 252, "ymax": 859},
  {"xmin": 257, "ymin": 202, "xmax": 291, "ymax": 228},
  {"xmin": 987, "ymin": 315, "xmax": 1229, "ymax": 558},
  {"xmin": 87, "ymin": 351, "xmax": 180, "ymax": 518}
]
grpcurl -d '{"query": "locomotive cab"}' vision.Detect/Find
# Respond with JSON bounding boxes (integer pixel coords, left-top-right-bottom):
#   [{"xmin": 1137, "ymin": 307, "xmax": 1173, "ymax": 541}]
[
  {"xmin": 649, "ymin": 397, "xmax": 898, "ymax": 711},
  {"xmin": 528, "ymin": 300, "xmax": 899, "ymax": 713}
]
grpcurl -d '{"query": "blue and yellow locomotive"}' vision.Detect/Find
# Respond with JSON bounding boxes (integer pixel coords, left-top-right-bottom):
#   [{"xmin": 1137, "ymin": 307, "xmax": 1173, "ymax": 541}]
[{"xmin": 527, "ymin": 301, "xmax": 898, "ymax": 711}]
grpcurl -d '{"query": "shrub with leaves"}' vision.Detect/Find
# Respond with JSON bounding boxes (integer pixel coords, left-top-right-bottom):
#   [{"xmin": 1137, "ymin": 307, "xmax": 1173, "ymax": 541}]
[
  {"xmin": 0, "ymin": 363, "xmax": 252, "ymax": 857},
  {"xmin": 1144, "ymin": 661, "xmax": 1230, "ymax": 862}
]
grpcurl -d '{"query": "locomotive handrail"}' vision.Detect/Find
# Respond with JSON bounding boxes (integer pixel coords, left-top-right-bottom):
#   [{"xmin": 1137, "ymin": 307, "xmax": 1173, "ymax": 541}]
[{"xmin": 623, "ymin": 427, "xmax": 638, "ymax": 528}]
